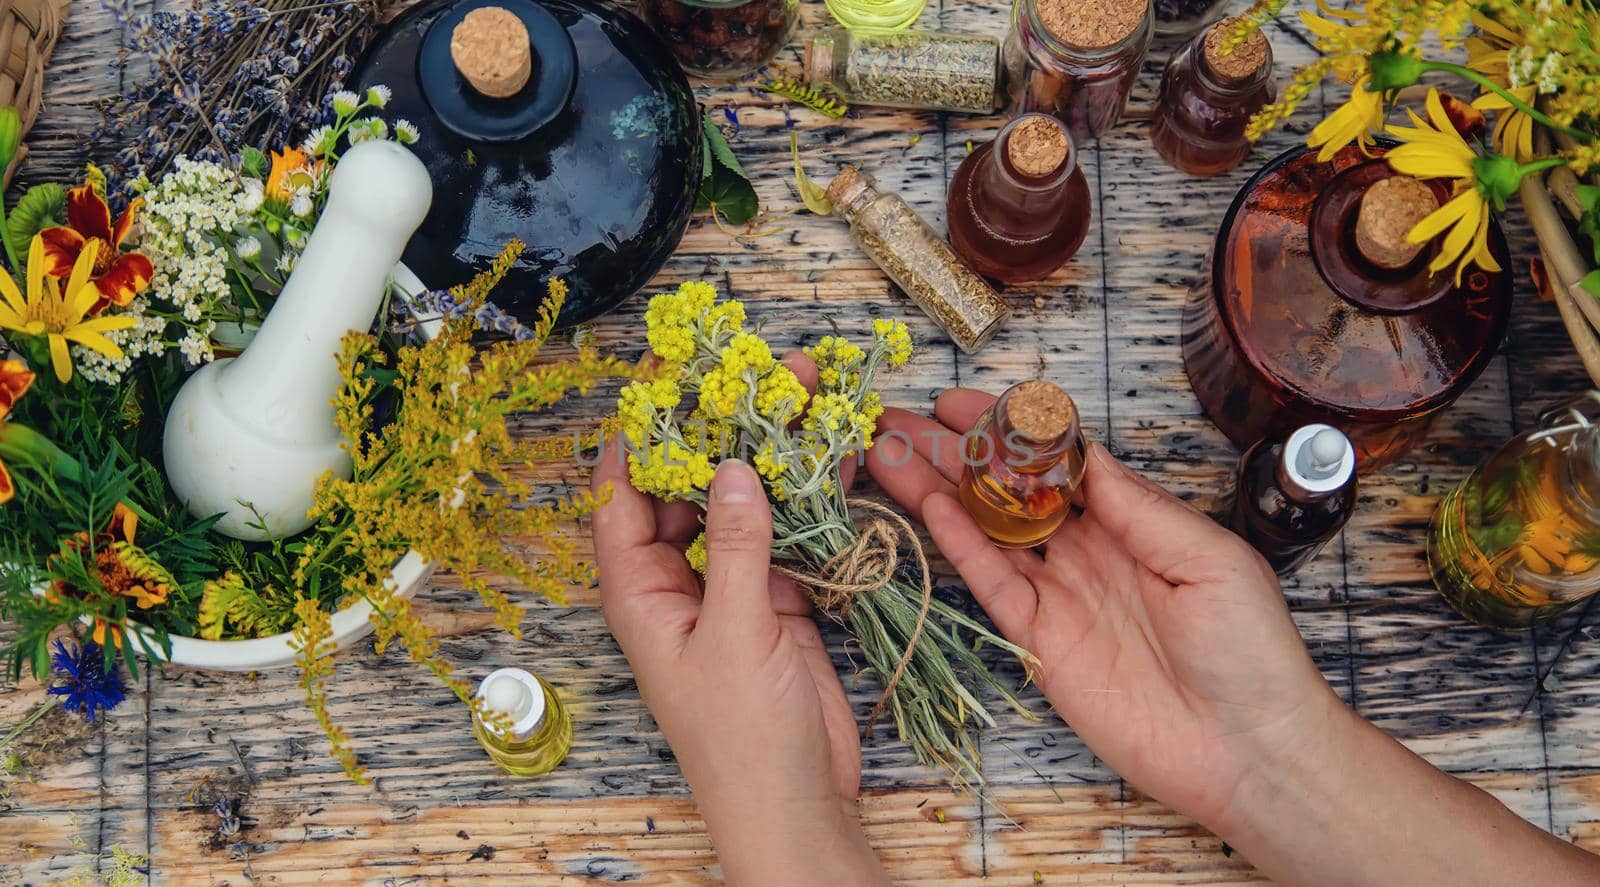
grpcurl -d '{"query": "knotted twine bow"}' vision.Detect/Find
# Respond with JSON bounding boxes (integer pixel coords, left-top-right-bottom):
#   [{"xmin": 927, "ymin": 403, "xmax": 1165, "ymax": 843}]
[{"xmin": 774, "ymin": 498, "xmax": 933, "ymax": 735}]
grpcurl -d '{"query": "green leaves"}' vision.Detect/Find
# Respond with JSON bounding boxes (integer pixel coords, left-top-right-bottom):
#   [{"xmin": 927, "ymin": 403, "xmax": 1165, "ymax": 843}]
[
  {"xmin": 790, "ymin": 132, "xmax": 832, "ymax": 216},
  {"xmin": 1576, "ymin": 185, "xmax": 1600, "ymax": 298},
  {"xmin": 240, "ymin": 146, "xmax": 269, "ymax": 180},
  {"xmin": 695, "ymin": 110, "xmax": 759, "ymax": 226},
  {"xmin": 7, "ymin": 183, "xmax": 65, "ymax": 250}
]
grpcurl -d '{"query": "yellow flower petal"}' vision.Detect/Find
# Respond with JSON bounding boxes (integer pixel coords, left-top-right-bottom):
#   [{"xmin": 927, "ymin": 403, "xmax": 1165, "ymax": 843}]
[
  {"xmin": 47, "ymin": 333, "xmax": 71, "ymax": 383},
  {"xmin": 1407, "ymin": 189, "xmax": 1475, "ymax": 244},
  {"xmin": 1430, "ymin": 192, "xmax": 1483, "ymax": 278},
  {"xmin": 60, "ymin": 328, "xmax": 124, "ymax": 360},
  {"xmin": 66, "ymin": 239, "xmax": 97, "ymax": 305},
  {"xmin": 26, "ymin": 235, "xmax": 43, "ymax": 303}
]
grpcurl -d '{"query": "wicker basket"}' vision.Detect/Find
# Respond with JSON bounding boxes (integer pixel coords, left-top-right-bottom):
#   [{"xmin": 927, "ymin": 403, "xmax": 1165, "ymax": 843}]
[
  {"xmin": 1526, "ymin": 126, "xmax": 1600, "ymax": 388},
  {"xmin": 0, "ymin": 0, "xmax": 68, "ymax": 188}
]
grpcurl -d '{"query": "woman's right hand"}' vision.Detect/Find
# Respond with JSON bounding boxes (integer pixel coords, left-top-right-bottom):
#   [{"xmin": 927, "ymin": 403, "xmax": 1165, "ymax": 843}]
[
  {"xmin": 867, "ymin": 387, "xmax": 1600, "ymax": 887},
  {"xmin": 866, "ymin": 388, "xmax": 1342, "ymax": 831}
]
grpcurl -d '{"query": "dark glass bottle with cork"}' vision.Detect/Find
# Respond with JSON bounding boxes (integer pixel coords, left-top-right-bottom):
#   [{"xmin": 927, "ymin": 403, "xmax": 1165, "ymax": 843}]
[
  {"xmin": 1004, "ymin": 0, "xmax": 1152, "ymax": 141},
  {"xmin": 1182, "ymin": 144, "xmax": 1512, "ymax": 471},
  {"xmin": 958, "ymin": 380, "xmax": 1088, "ymax": 549},
  {"xmin": 1225, "ymin": 424, "xmax": 1357, "ymax": 577},
  {"xmin": 947, "ymin": 113, "xmax": 1092, "ymax": 283},
  {"xmin": 1151, "ymin": 18, "xmax": 1275, "ymax": 177}
]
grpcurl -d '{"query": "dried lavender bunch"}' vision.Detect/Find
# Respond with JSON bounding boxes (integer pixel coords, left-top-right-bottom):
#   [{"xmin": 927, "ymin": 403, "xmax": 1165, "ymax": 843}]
[{"xmin": 95, "ymin": 0, "xmax": 395, "ymax": 192}]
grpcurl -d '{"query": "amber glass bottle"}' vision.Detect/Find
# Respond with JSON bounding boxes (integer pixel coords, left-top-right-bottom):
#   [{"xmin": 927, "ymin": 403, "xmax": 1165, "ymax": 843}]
[
  {"xmin": 958, "ymin": 380, "xmax": 1088, "ymax": 548},
  {"xmin": 1182, "ymin": 144, "xmax": 1512, "ymax": 472},
  {"xmin": 1151, "ymin": 18, "xmax": 1275, "ymax": 177},
  {"xmin": 1429, "ymin": 398, "xmax": 1600, "ymax": 630},
  {"xmin": 1226, "ymin": 424, "xmax": 1357, "ymax": 577},
  {"xmin": 1004, "ymin": 0, "xmax": 1152, "ymax": 141},
  {"xmin": 947, "ymin": 114, "xmax": 1092, "ymax": 284}
]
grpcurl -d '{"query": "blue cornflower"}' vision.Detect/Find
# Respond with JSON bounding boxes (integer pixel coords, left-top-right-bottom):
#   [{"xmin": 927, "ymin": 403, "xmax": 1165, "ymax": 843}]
[{"xmin": 47, "ymin": 640, "xmax": 127, "ymax": 723}]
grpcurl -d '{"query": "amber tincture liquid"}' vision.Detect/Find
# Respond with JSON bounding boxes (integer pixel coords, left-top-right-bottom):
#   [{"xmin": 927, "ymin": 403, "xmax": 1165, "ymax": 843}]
[
  {"xmin": 1182, "ymin": 145, "xmax": 1512, "ymax": 471},
  {"xmin": 1150, "ymin": 17, "xmax": 1275, "ymax": 177},
  {"xmin": 948, "ymin": 113, "xmax": 1092, "ymax": 284},
  {"xmin": 1225, "ymin": 425, "xmax": 1356, "ymax": 577},
  {"xmin": 959, "ymin": 380, "xmax": 1088, "ymax": 548}
]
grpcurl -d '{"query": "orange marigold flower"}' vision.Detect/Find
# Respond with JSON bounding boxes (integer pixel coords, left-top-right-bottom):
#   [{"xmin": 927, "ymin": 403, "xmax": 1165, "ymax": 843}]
[
  {"xmin": 267, "ymin": 147, "xmax": 320, "ymax": 204},
  {"xmin": 0, "ymin": 357, "xmax": 34, "ymax": 505},
  {"xmin": 37, "ymin": 180, "xmax": 154, "ymax": 313},
  {"xmin": 51, "ymin": 502, "xmax": 174, "ymax": 612}
]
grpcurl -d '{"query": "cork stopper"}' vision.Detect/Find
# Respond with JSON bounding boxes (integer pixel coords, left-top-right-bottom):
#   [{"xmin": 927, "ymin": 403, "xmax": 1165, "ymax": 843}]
[
  {"xmin": 1202, "ymin": 18, "xmax": 1270, "ymax": 84},
  {"xmin": 1006, "ymin": 116, "xmax": 1070, "ymax": 178},
  {"xmin": 1354, "ymin": 175, "xmax": 1439, "ymax": 269},
  {"xmin": 451, "ymin": 6, "xmax": 532, "ymax": 99},
  {"xmin": 804, "ymin": 35, "xmax": 834, "ymax": 88},
  {"xmin": 825, "ymin": 164, "xmax": 874, "ymax": 211},
  {"xmin": 1007, "ymin": 380, "xmax": 1077, "ymax": 442},
  {"xmin": 1039, "ymin": 0, "xmax": 1145, "ymax": 50}
]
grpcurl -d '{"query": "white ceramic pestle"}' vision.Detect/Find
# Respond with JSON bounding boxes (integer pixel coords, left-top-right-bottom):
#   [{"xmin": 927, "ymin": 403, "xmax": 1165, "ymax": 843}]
[{"xmin": 163, "ymin": 140, "xmax": 434, "ymax": 540}]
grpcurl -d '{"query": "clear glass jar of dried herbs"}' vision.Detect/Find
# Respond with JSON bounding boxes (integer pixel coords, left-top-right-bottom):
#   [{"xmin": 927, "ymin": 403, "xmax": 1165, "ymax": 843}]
[
  {"xmin": 804, "ymin": 28, "xmax": 1003, "ymax": 115},
  {"xmin": 640, "ymin": 0, "xmax": 799, "ymax": 80}
]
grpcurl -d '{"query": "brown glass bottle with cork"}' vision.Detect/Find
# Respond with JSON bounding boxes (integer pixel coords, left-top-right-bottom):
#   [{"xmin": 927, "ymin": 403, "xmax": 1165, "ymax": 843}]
[
  {"xmin": 1151, "ymin": 18, "xmax": 1275, "ymax": 177},
  {"xmin": 1004, "ymin": 0, "xmax": 1151, "ymax": 141},
  {"xmin": 1225, "ymin": 424, "xmax": 1357, "ymax": 577},
  {"xmin": 947, "ymin": 113, "xmax": 1092, "ymax": 284},
  {"xmin": 825, "ymin": 164, "xmax": 1011, "ymax": 353},
  {"xmin": 958, "ymin": 380, "xmax": 1088, "ymax": 548},
  {"xmin": 1182, "ymin": 144, "xmax": 1512, "ymax": 472}
]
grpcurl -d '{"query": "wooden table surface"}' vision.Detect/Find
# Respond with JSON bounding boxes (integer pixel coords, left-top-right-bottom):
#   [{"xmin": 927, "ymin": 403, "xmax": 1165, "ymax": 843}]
[{"xmin": 5, "ymin": 0, "xmax": 1600, "ymax": 883}]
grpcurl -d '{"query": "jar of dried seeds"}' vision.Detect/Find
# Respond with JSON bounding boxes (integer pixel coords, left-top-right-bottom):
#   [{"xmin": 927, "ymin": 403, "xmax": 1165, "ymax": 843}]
[
  {"xmin": 1004, "ymin": 0, "xmax": 1152, "ymax": 141},
  {"xmin": 640, "ymin": 0, "xmax": 799, "ymax": 80},
  {"xmin": 805, "ymin": 28, "xmax": 1003, "ymax": 115}
]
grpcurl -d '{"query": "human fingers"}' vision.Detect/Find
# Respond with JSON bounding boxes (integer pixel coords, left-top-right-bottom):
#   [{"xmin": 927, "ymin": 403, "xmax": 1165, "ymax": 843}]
[
  {"xmin": 698, "ymin": 459, "xmax": 781, "ymax": 639},
  {"xmin": 655, "ymin": 499, "xmax": 702, "ymax": 544},
  {"xmin": 591, "ymin": 432, "xmax": 656, "ymax": 561},
  {"xmin": 932, "ymin": 388, "xmax": 997, "ymax": 435},
  {"xmin": 782, "ymin": 613, "xmax": 862, "ymax": 799},
  {"xmin": 1082, "ymin": 443, "xmax": 1258, "ymax": 585},
  {"xmin": 865, "ymin": 423, "xmax": 956, "ymax": 522},
  {"xmin": 785, "ymin": 349, "xmax": 858, "ymax": 490},
  {"xmin": 921, "ymin": 491, "xmax": 1040, "ymax": 641},
  {"xmin": 876, "ymin": 406, "xmax": 966, "ymax": 484}
]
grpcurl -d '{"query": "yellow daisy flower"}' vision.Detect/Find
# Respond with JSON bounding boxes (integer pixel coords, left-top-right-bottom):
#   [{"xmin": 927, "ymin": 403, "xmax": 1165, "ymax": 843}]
[
  {"xmin": 1308, "ymin": 79, "xmax": 1386, "ymax": 162},
  {"xmin": 1384, "ymin": 89, "xmax": 1503, "ymax": 284},
  {"xmin": 1466, "ymin": 12, "xmax": 1536, "ymax": 162},
  {"xmin": 0, "ymin": 236, "xmax": 138, "ymax": 383}
]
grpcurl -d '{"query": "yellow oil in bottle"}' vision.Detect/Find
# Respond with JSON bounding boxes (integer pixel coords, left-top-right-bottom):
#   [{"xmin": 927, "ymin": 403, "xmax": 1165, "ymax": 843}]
[
  {"xmin": 957, "ymin": 380, "xmax": 1087, "ymax": 549},
  {"xmin": 471, "ymin": 668, "xmax": 573, "ymax": 777}
]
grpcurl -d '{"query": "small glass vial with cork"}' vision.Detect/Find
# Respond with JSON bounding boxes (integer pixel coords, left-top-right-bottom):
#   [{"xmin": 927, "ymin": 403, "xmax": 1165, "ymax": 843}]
[
  {"xmin": 1004, "ymin": 0, "xmax": 1152, "ymax": 141},
  {"xmin": 825, "ymin": 164, "xmax": 1011, "ymax": 354},
  {"xmin": 1224, "ymin": 424, "xmax": 1357, "ymax": 577},
  {"xmin": 958, "ymin": 380, "xmax": 1088, "ymax": 549},
  {"xmin": 804, "ymin": 28, "xmax": 1003, "ymax": 115},
  {"xmin": 948, "ymin": 113, "xmax": 1092, "ymax": 284},
  {"xmin": 1151, "ymin": 18, "xmax": 1276, "ymax": 177},
  {"xmin": 471, "ymin": 667, "xmax": 573, "ymax": 777}
]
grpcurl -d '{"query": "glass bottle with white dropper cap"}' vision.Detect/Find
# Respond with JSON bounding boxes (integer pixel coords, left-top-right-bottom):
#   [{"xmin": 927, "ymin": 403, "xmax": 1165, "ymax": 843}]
[
  {"xmin": 471, "ymin": 667, "xmax": 573, "ymax": 776},
  {"xmin": 1225, "ymin": 424, "xmax": 1358, "ymax": 578}
]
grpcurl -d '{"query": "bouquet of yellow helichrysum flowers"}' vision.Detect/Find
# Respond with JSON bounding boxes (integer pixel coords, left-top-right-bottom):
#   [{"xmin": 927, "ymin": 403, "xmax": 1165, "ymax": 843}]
[{"xmin": 614, "ymin": 282, "xmax": 1032, "ymax": 784}]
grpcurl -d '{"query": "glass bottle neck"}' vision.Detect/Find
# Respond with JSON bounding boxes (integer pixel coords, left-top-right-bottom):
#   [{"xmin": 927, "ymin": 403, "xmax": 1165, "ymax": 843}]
[
  {"xmin": 1308, "ymin": 157, "xmax": 1459, "ymax": 315},
  {"xmin": 1189, "ymin": 37, "xmax": 1273, "ymax": 99},
  {"xmin": 991, "ymin": 388, "xmax": 1082, "ymax": 473},
  {"xmin": 1017, "ymin": 0, "xmax": 1151, "ymax": 68}
]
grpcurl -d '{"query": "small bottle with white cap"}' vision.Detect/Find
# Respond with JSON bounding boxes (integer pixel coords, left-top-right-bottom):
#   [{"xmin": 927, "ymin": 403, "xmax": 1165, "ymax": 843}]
[
  {"xmin": 470, "ymin": 667, "xmax": 572, "ymax": 777},
  {"xmin": 1226, "ymin": 424, "xmax": 1358, "ymax": 577}
]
